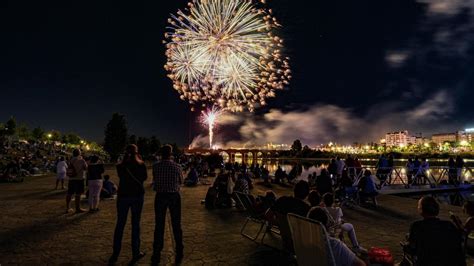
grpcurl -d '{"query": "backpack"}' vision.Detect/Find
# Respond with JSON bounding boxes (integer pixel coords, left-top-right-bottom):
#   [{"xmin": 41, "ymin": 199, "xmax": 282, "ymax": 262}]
[{"xmin": 66, "ymin": 161, "xmax": 77, "ymax": 178}]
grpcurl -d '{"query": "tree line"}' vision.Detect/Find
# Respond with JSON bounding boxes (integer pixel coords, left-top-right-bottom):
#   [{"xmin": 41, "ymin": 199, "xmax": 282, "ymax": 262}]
[
  {"xmin": 0, "ymin": 117, "xmax": 84, "ymax": 145},
  {"xmin": 103, "ymin": 113, "xmax": 181, "ymax": 161}
]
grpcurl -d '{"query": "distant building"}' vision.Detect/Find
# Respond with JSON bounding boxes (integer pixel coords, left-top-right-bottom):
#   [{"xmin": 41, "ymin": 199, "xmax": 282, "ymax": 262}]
[
  {"xmin": 385, "ymin": 130, "xmax": 417, "ymax": 147},
  {"xmin": 431, "ymin": 133, "xmax": 457, "ymax": 144},
  {"xmin": 464, "ymin": 128, "xmax": 474, "ymax": 143},
  {"xmin": 416, "ymin": 137, "xmax": 430, "ymax": 145},
  {"xmin": 431, "ymin": 131, "xmax": 470, "ymax": 145}
]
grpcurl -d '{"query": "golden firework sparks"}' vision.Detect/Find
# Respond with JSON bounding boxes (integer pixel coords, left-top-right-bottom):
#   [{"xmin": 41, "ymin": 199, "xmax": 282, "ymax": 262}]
[{"xmin": 164, "ymin": 0, "xmax": 291, "ymax": 112}]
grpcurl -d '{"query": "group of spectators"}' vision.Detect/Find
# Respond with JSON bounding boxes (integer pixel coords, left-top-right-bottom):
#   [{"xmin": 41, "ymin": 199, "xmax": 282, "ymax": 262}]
[
  {"xmin": 0, "ymin": 140, "xmax": 77, "ymax": 182},
  {"xmin": 63, "ymin": 149, "xmax": 117, "ymax": 213},
  {"xmin": 447, "ymin": 156, "xmax": 466, "ymax": 185},
  {"xmin": 205, "ymin": 161, "xmax": 471, "ymax": 265}
]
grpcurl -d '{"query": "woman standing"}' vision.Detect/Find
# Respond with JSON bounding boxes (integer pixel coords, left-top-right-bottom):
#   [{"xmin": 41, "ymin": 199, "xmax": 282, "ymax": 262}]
[
  {"xmin": 87, "ymin": 155, "xmax": 104, "ymax": 212},
  {"xmin": 109, "ymin": 144, "xmax": 148, "ymax": 265}
]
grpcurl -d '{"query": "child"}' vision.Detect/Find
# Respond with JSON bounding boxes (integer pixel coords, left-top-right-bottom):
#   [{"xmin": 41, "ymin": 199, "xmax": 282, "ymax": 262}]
[
  {"xmin": 55, "ymin": 157, "xmax": 67, "ymax": 189},
  {"xmin": 322, "ymin": 193, "xmax": 366, "ymax": 253},
  {"xmin": 101, "ymin": 175, "xmax": 117, "ymax": 198}
]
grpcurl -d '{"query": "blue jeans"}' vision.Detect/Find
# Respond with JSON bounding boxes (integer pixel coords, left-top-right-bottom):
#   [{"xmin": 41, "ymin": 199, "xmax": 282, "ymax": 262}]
[{"xmin": 112, "ymin": 196, "xmax": 144, "ymax": 257}]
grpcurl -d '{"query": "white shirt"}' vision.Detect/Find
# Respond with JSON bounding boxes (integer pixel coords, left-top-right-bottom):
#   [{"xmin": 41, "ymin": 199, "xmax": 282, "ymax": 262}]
[
  {"xmin": 56, "ymin": 161, "xmax": 68, "ymax": 174},
  {"xmin": 325, "ymin": 206, "xmax": 344, "ymax": 224}
]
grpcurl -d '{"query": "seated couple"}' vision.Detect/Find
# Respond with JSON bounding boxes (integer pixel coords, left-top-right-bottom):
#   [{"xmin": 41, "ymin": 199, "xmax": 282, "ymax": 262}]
[{"xmin": 271, "ymin": 181, "xmax": 365, "ymax": 254}]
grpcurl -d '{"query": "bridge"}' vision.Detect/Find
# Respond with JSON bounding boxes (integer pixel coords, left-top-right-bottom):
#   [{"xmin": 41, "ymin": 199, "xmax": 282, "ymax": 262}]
[{"xmin": 184, "ymin": 148, "xmax": 280, "ymax": 162}]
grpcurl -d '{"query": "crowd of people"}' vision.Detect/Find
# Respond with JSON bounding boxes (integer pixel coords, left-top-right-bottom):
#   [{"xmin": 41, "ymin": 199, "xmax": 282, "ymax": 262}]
[
  {"xmin": 8, "ymin": 141, "xmax": 472, "ymax": 265},
  {"xmin": 0, "ymin": 140, "xmax": 67, "ymax": 182},
  {"xmin": 64, "ymin": 149, "xmax": 117, "ymax": 213},
  {"xmin": 0, "ymin": 139, "xmax": 106, "ymax": 184},
  {"xmin": 194, "ymin": 155, "xmax": 474, "ymax": 265}
]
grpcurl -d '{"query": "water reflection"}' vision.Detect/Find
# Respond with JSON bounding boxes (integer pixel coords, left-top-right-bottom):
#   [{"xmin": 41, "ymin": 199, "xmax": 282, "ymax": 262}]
[{"xmin": 235, "ymin": 158, "xmax": 474, "ymax": 183}]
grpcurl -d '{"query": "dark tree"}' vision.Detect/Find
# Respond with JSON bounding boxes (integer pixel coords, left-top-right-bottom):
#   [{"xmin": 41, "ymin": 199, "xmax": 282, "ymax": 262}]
[
  {"xmin": 171, "ymin": 143, "xmax": 183, "ymax": 156},
  {"xmin": 5, "ymin": 117, "xmax": 16, "ymax": 136},
  {"xmin": 17, "ymin": 123, "xmax": 30, "ymax": 140},
  {"xmin": 149, "ymin": 136, "xmax": 161, "ymax": 155},
  {"xmin": 291, "ymin": 139, "xmax": 303, "ymax": 153},
  {"xmin": 128, "ymin": 134, "xmax": 137, "ymax": 145},
  {"xmin": 302, "ymin": 145, "xmax": 313, "ymax": 157},
  {"xmin": 50, "ymin": 130, "xmax": 61, "ymax": 142},
  {"xmin": 137, "ymin": 137, "xmax": 150, "ymax": 157},
  {"xmin": 104, "ymin": 113, "xmax": 128, "ymax": 161},
  {"xmin": 32, "ymin": 127, "xmax": 44, "ymax": 141},
  {"xmin": 62, "ymin": 133, "xmax": 81, "ymax": 144}
]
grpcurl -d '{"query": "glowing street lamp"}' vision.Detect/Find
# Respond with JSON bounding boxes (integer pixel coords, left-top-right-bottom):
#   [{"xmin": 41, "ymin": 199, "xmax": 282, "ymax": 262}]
[{"xmin": 47, "ymin": 133, "xmax": 52, "ymax": 139}]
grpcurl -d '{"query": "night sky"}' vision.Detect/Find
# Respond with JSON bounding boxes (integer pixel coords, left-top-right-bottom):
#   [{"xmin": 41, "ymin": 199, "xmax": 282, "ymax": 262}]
[{"xmin": 1, "ymin": 0, "xmax": 473, "ymax": 146}]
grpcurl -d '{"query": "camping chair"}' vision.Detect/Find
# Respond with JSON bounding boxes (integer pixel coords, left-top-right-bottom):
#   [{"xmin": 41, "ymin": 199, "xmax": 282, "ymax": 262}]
[
  {"xmin": 339, "ymin": 186, "xmax": 360, "ymax": 209},
  {"xmin": 275, "ymin": 210, "xmax": 295, "ymax": 253},
  {"xmin": 400, "ymin": 241, "xmax": 416, "ymax": 266},
  {"xmin": 287, "ymin": 213, "xmax": 336, "ymax": 266},
  {"xmin": 234, "ymin": 192, "xmax": 267, "ymax": 242}
]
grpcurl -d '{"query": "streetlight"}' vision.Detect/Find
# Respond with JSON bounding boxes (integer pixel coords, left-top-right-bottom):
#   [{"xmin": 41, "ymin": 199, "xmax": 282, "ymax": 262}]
[{"xmin": 47, "ymin": 133, "xmax": 52, "ymax": 139}]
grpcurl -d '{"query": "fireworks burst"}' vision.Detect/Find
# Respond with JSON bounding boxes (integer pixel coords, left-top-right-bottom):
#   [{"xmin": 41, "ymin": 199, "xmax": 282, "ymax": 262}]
[
  {"xmin": 165, "ymin": 0, "xmax": 291, "ymax": 112},
  {"xmin": 201, "ymin": 107, "xmax": 223, "ymax": 149}
]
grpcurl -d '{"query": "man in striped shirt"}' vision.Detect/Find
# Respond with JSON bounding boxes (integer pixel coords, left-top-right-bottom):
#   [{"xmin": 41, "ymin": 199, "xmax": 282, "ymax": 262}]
[{"xmin": 151, "ymin": 145, "xmax": 184, "ymax": 265}]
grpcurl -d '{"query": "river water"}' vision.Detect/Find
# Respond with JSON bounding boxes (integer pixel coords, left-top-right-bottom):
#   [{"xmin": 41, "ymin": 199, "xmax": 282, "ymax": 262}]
[{"xmin": 232, "ymin": 157, "xmax": 474, "ymax": 183}]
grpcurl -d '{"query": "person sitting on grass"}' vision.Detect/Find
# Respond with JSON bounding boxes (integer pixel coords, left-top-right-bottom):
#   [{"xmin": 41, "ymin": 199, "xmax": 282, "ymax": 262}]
[
  {"xmin": 307, "ymin": 207, "xmax": 366, "ymax": 266},
  {"xmin": 212, "ymin": 168, "xmax": 233, "ymax": 208},
  {"xmin": 274, "ymin": 166, "xmax": 285, "ymax": 184},
  {"xmin": 101, "ymin": 175, "xmax": 117, "ymax": 198},
  {"xmin": 322, "ymin": 193, "xmax": 366, "ymax": 253},
  {"xmin": 402, "ymin": 196, "xmax": 465, "ymax": 266},
  {"xmin": 358, "ymin": 170, "xmax": 378, "ymax": 206},
  {"xmin": 316, "ymin": 168, "xmax": 333, "ymax": 196},
  {"xmin": 184, "ymin": 164, "xmax": 199, "ymax": 186}
]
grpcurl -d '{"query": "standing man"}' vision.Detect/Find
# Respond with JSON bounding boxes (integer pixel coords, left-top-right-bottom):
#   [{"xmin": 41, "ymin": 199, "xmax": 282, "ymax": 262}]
[
  {"xmin": 151, "ymin": 145, "xmax": 184, "ymax": 265},
  {"xmin": 66, "ymin": 149, "xmax": 88, "ymax": 213}
]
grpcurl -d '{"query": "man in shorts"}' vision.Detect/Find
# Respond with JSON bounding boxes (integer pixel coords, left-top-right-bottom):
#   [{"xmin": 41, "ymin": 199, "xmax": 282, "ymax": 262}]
[{"xmin": 66, "ymin": 149, "xmax": 88, "ymax": 213}]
